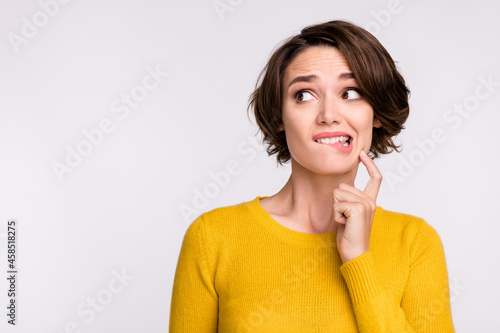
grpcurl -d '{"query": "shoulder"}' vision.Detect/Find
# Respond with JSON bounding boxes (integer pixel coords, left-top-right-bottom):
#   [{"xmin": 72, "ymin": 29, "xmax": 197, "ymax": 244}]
[
  {"xmin": 376, "ymin": 206, "xmax": 430, "ymax": 230},
  {"xmin": 196, "ymin": 199, "xmax": 252, "ymax": 229},
  {"xmin": 374, "ymin": 206, "xmax": 442, "ymax": 249},
  {"xmin": 187, "ymin": 198, "xmax": 255, "ymax": 243},
  {"xmin": 180, "ymin": 198, "xmax": 257, "ymax": 270}
]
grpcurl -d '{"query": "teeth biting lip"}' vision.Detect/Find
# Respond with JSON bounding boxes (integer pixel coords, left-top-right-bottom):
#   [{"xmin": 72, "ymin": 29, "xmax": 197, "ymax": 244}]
[
  {"xmin": 315, "ymin": 136, "xmax": 352, "ymax": 146},
  {"xmin": 313, "ymin": 132, "xmax": 353, "ymax": 147}
]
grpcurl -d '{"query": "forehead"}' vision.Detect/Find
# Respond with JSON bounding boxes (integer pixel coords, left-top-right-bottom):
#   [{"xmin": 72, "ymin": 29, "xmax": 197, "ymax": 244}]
[{"xmin": 284, "ymin": 45, "xmax": 351, "ymax": 82}]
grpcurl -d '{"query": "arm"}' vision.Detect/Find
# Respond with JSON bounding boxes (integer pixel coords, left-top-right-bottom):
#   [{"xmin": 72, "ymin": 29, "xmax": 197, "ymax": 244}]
[
  {"xmin": 401, "ymin": 220, "xmax": 455, "ymax": 331},
  {"xmin": 169, "ymin": 215, "xmax": 219, "ymax": 332},
  {"xmin": 340, "ymin": 220, "xmax": 455, "ymax": 333}
]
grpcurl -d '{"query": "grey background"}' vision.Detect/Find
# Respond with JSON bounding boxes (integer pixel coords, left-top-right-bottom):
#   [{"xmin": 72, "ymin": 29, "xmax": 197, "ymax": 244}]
[{"xmin": 0, "ymin": 0, "xmax": 499, "ymax": 332}]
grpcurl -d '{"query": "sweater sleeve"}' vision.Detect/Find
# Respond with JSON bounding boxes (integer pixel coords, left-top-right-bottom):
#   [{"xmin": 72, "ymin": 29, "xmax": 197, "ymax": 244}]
[
  {"xmin": 340, "ymin": 220, "xmax": 455, "ymax": 333},
  {"xmin": 169, "ymin": 215, "xmax": 219, "ymax": 332}
]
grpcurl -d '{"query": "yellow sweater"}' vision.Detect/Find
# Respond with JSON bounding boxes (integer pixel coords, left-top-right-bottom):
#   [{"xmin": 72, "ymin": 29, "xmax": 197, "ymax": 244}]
[{"xmin": 169, "ymin": 196, "xmax": 455, "ymax": 332}]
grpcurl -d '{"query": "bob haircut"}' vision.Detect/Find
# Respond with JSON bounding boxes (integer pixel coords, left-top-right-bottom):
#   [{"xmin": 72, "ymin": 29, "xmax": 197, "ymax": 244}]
[{"xmin": 248, "ymin": 20, "xmax": 410, "ymax": 164}]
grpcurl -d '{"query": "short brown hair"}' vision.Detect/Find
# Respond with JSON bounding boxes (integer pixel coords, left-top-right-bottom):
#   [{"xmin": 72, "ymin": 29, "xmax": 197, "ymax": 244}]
[{"xmin": 247, "ymin": 20, "xmax": 410, "ymax": 164}]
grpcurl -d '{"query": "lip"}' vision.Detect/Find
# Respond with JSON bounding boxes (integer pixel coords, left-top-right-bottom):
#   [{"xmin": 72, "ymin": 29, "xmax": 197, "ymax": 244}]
[
  {"xmin": 313, "ymin": 131, "xmax": 352, "ymax": 141},
  {"xmin": 313, "ymin": 131, "xmax": 354, "ymax": 153}
]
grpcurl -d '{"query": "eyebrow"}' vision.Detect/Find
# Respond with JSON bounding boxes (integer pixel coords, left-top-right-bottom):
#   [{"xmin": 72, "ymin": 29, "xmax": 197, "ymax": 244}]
[{"xmin": 287, "ymin": 72, "xmax": 355, "ymax": 88}]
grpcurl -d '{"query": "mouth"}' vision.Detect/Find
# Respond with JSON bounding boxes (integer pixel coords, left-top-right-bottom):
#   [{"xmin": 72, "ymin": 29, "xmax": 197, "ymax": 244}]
[
  {"xmin": 315, "ymin": 135, "xmax": 352, "ymax": 147},
  {"xmin": 312, "ymin": 131, "xmax": 354, "ymax": 153}
]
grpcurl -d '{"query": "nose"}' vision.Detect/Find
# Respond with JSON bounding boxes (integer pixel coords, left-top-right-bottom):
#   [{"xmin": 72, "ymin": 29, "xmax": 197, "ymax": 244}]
[{"xmin": 317, "ymin": 96, "xmax": 342, "ymax": 125}]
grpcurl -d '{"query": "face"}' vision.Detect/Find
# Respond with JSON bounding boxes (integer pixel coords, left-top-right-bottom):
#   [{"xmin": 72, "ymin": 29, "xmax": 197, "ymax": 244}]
[{"xmin": 279, "ymin": 45, "xmax": 382, "ymax": 175}]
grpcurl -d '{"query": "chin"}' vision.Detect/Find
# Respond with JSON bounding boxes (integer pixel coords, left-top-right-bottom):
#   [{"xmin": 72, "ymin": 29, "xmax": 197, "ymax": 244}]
[
  {"xmin": 314, "ymin": 165, "xmax": 355, "ymax": 176},
  {"xmin": 295, "ymin": 156, "xmax": 357, "ymax": 176}
]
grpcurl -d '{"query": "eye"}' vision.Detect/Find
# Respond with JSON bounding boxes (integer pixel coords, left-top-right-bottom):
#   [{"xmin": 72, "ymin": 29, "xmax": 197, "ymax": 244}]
[
  {"xmin": 341, "ymin": 88, "xmax": 362, "ymax": 100},
  {"xmin": 295, "ymin": 90, "xmax": 314, "ymax": 102}
]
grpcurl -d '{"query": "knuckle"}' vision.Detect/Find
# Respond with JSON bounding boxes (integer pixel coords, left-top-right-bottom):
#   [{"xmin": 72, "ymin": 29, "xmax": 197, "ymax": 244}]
[
  {"xmin": 359, "ymin": 200, "xmax": 373, "ymax": 212},
  {"xmin": 363, "ymin": 196, "xmax": 374, "ymax": 205},
  {"xmin": 354, "ymin": 202, "xmax": 364, "ymax": 210}
]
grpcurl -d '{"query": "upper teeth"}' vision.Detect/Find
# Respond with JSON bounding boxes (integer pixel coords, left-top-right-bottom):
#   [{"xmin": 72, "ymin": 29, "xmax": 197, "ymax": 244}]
[{"xmin": 316, "ymin": 136, "xmax": 350, "ymax": 144}]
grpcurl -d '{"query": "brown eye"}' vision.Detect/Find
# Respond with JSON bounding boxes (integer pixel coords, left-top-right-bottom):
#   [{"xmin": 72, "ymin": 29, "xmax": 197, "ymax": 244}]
[
  {"xmin": 342, "ymin": 89, "xmax": 362, "ymax": 100},
  {"xmin": 295, "ymin": 90, "xmax": 313, "ymax": 102}
]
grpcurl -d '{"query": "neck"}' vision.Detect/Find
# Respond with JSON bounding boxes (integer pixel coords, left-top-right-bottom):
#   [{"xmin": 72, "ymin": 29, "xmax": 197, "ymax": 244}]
[{"xmin": 272, "ymin": 158, "xmax": 359, "ymax": 234}]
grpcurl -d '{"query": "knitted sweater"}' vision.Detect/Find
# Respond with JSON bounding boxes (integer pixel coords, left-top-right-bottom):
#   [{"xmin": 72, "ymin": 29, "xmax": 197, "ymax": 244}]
[{"xmin": 169, "ymin": 196, "xmax": 455, "ymax": 332}]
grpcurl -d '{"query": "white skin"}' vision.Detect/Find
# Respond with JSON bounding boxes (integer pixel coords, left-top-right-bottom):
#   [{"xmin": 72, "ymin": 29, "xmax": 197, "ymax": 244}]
[{"xmin": 260, "ymin": 45, "xmax": 383, "ymax": 263}]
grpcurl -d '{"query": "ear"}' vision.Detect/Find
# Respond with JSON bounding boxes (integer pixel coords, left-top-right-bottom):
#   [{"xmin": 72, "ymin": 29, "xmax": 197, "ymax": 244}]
[
  {"xmin": 373, "ymin": 118, "xmax": 382, "ymax": 128},
  {"xmin": 277, "ymin": 122, "xmax": 284, "ymax": 132}
]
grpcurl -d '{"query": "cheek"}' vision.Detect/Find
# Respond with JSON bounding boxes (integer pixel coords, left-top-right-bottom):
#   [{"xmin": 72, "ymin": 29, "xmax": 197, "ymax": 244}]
[
  {"xmin": 347, "ymin": 108, "xmax": 375, "ymax": 145},
  {"xmin": 281, "ymin": 109, "xmax": 303, "ymax": 140},
  {"xmin": 282, "ymin": 117, "xmax": 311, "ymax": 156},
  {"xmin": 283, "ymin": 122, "xmax": 303, "ymax": 149}
]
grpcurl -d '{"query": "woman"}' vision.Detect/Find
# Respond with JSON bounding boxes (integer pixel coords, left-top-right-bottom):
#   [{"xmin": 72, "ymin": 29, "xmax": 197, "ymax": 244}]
[{"xmin": 169, "ymin": 20, "xmax": 455, "ymax": 332}]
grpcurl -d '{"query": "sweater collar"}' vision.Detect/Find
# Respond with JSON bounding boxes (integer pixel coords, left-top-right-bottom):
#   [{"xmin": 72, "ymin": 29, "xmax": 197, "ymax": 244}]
[{"xmin": 246, "ymin": 196, "xmax": 383, "ymax": 249}]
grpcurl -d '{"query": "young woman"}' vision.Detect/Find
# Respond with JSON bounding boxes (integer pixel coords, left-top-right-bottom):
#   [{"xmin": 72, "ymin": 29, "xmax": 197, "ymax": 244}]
[{"xmin": 170, "ymin": 20, "xmax": 455, "ymax": 332}]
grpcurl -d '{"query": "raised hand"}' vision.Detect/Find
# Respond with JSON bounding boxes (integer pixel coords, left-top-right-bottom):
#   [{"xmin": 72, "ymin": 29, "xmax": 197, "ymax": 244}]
[{"xmin": 333, "ymin": 150, "xmax": 382, "ymax": 263}]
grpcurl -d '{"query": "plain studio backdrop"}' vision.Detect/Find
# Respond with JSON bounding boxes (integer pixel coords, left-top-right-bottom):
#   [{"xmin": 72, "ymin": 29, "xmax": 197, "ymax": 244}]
[{"xmin": 0, "ymin": 0, "xmax": 499, "ymax": 332}]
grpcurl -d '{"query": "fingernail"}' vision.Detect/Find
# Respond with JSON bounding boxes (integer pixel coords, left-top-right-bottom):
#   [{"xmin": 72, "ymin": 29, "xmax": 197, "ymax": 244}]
[{"xmin": 361, "ymin": 150, "xmax": 367, "ymax": 156}]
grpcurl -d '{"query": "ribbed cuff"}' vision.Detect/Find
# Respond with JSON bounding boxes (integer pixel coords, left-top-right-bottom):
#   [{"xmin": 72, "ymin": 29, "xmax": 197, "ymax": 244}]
[{"xmin": 340, "ymin": 251, "xmax": 384, "ymax": 306}]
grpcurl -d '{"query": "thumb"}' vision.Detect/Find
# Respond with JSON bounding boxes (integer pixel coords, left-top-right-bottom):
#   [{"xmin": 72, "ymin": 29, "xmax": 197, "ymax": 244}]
[{"xmin": 333, "ymin": 195, "xmax": 347, "ymax": 224}]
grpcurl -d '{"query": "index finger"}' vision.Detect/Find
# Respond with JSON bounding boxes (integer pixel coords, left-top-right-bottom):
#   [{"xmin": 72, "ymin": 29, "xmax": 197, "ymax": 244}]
[{"xmin": 359, "ymin": 150, "xmax": 382, "ymax": 200}]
